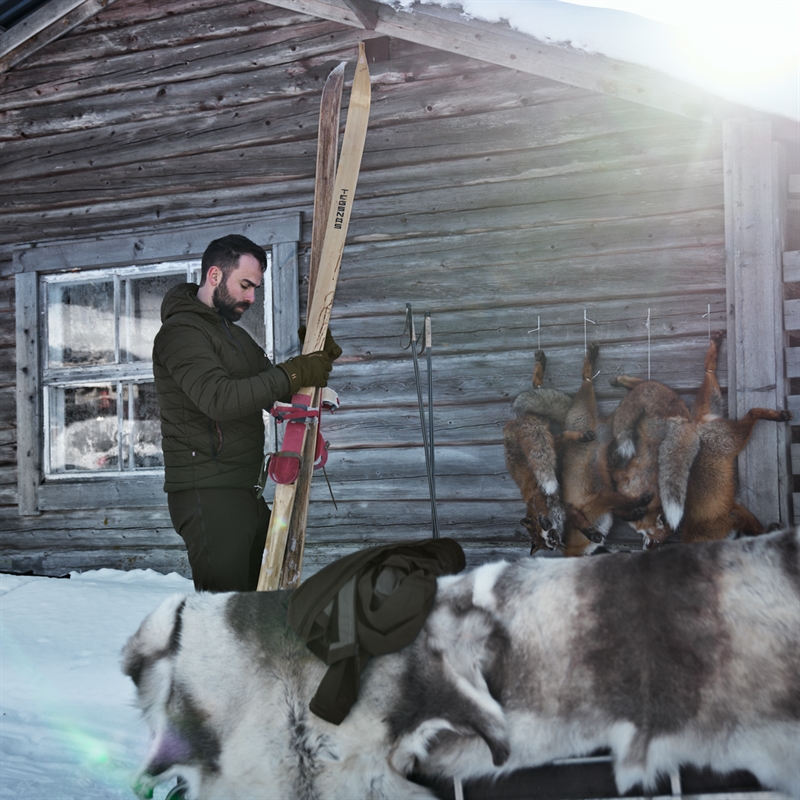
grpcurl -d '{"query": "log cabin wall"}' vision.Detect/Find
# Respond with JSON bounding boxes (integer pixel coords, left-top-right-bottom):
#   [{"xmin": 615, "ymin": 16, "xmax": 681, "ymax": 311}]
[{"xmin": 0, "ymin": 0, "xmax": 780, "ymax": 576}]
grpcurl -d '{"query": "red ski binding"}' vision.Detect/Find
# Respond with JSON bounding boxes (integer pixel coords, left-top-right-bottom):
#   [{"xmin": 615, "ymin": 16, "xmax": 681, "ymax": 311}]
[{"xmin": 267, "ymin": 388, "xmax": 339, "ymax": 485}]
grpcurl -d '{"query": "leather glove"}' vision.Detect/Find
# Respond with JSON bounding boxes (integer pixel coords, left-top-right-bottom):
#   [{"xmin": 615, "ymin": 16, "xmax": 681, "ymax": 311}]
[
  {"xmin": 298, "ymin": 325, "xmax": 343, "ymax": 361},
  {"xmin": 277, "ymin": 351, "xmax": 333, "ymax": 393}
]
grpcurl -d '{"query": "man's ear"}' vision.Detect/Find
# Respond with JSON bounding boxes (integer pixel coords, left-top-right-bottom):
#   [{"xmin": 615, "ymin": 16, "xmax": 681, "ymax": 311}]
[{"xmin": 206, "ymin": 266, "xmax": 222, "ymax": 287}]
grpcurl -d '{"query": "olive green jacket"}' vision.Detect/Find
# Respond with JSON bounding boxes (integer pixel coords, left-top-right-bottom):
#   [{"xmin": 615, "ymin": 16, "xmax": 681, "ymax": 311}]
[{"xmin": 152, "ymin": 282, "xmax": 291, "ymax": 493}]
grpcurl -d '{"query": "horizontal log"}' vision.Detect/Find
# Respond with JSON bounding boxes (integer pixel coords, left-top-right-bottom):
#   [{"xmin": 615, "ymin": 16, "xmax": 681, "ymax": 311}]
[
  {"xmin": 3, "ymin": 131, "xmax": 722, "ymax": 221},
  {"xmin": 326, "ymin": 330, "xmax": 729, "ymax": 405},
  {"xmin": 0, "ymin": 547, "xmax": 190, "ymax": 578},
  {"xmin": 0, "ymin": 462, "xmax": 16, "ymax": 484},
  {"xmin": 1, "ymin": 197, "xmax": 724, "ymax": 276},
  {"xmin": 785, "ymin": 346, "xmax": 800, "ymax": 378},
  {"xmin": 1, "ymin": 38, "xmax": 569, "ymax": 139},
  {"xmin": 0, "ymin": 0, "xmax": 117, "ymax": 75},
  {"xmin": 38, "ymin": 476, "xmax": 167, "ymax": 511},
  {"xmin": 0, "ymin": 505, "xmax": 172, "ymax": 530},
  {"xmin": 329, "ymin": 245, "xmax": 726, "ymax": 317},
  {"xmin": 784, "ymin": 299, "xmax": 800, "ymax": 332},
  {"xmin": 0, "ymin": 82, "xmax": 688, "ymax": 184},
  {"xmin": 0, "ymin": 521, "xmax": 182, "ymax": 549},
  {"xmin": 792, "ymin": 443, "xmax": 800, "ymax": 474},
  {"xmin": 330, "ymin": 293, "xmax": 727, "ymax": 358},
  {"xmin": 0, "ymin": 14, "xmax": 346, "ymax": 113},
  {"xmin": 0, "ymin": 484, "xmax": 16, "ymax": 506},
  {"xmin": 16, "ymin": 1, "xmax": 308, "ymax": 69},
  {"xmin": 12, "ymin": 212, "xmax": 300, "ymax": 273},
  {"xmin": 785, "ymin": 251, "xmax": 800, "ymax": 283}
]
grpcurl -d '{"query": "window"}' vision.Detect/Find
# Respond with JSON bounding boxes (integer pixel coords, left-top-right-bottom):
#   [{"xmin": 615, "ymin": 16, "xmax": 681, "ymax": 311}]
[
  {"xmin": 40, "ymin": 260, "xmax": 271, "ymax": 480},
  {"xmin": 14, "ymin": 215, "xmax": 300, "ymax": 514}
]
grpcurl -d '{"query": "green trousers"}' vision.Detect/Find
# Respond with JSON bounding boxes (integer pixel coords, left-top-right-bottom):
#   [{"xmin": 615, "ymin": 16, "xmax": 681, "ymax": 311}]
[{"xmin": 168, "ymin": 487, "xmax": 270, "ymax": 592}]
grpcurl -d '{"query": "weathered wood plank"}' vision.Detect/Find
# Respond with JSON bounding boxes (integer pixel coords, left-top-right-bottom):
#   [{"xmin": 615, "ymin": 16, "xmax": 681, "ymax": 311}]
[
  {"xmin": 329, "ymin": 293, "xmax": 728, "ymax": 360},
  {"xmin": 0, "ymin": 505, "xmax": 172, "ymax": 530},
  {"xmin": 1, "ymin": 41, "xmax": 561, "ymax": 136},
  {"xmin": 330, "ymin": 245, "xmax": 726, "ymax": 316},
  {"xmin": 0, "ymin": 16, "xmax": 349, "ymax": 112},
  {"xmin": 2, "ymin": 202, "xmax": 724, "ymax": 276},
  {"xmin": 38, "ymin": 476, "xmax": 167, "ymax": 511},
  {"xmin": 0, "ymin": 86, "xmax": 681, "ymax": 185},
  {"xmin": 0, "ymin": 463, "xmax": 16, "ymax": 485},
  {"xmin": 0, "ymin": 548, "xmax": 190, "ymax": 577},
  {"xmin": 792, "ymin": 443, "xmax": 800, "ymax": 475},
  {"xmin": 723, "ymin": 119, "xmax": 788, "ymax": 526},
  {"xmin": 11, "ymin": 213, "xmax": 300, "ymax": 274},
  {"xmin": 13, "ymin": 1, "xmax": 308, "ymax": 70},
  {"xmin": 14, "ymin": 272, "xmax": 38, "ymax": 516},
  {"xmin": 785, "ymin": 347, "xmax": 800, "ymax": 378},
  {"xmin": 785, "ymin": 299, "xmax": 800, "ymax": 332},
  {"xmin": 0, "ymin": 0, "xmax": 119, "ymax": 74},
  {"xmin": 290, "ymin": 337, "xmax": 728, "ymax": 411},
  {"xmin": 2, "ymin": 128, "xmax": 722, "ymax": 217},
  {"xmin": 784, "ymin": 251, "xmax": 800, "ymax": 283}
]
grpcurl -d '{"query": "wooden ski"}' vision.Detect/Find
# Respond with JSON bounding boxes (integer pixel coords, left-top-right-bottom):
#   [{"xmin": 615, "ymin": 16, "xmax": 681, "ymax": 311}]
[
  {"xmin": 258, "ymin": 43, "xmax": 371, "ymax": 591},
  {"xmin": 279, "ymin": 61, "xmax": 345, "ymax": 588}
]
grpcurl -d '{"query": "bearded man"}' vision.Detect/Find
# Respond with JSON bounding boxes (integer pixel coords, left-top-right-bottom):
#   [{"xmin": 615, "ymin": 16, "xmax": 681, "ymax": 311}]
[{"xmin": 153, "ymin": 234, "xmax": 339, "ymax": 592}]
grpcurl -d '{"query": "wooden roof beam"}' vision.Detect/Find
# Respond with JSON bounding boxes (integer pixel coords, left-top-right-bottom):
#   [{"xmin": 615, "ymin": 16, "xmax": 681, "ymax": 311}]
[
  {"xmin": 340, "ymin": 0, "xmax": 378, "ymax": 30},
  {"xmin": 0, "ymin": 0, "xmax": 118, "ymax": 74},
  {"xmin": 260, "ymin": 0, "xmax": 797, "ymax": 138}
]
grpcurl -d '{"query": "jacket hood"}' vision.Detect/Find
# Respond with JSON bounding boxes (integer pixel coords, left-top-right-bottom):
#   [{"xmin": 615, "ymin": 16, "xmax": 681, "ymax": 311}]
[{"xmin": 161, "ymin": 282, "xmax": 219, "ymax": 324}]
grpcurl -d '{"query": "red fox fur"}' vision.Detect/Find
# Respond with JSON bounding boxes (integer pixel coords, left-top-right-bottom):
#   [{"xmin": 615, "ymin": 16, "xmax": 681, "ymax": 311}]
[
  {"xmin": 607, "ymin": 377, "xmax": 697, "ymax": 549},
  {"xmin": 610, "ymin": 331, "xmax": 791, "ymax": 547},
  {"xmin": 559, "ymin": 343, "xmax": 653, "ymax": 556},
  {"xmin": 677, "ymin": 331, "xmax": 791, "ymax": 543},
  {"xmin": 504, "ymin": 350, "xmax": 574, "ymax": 553}
]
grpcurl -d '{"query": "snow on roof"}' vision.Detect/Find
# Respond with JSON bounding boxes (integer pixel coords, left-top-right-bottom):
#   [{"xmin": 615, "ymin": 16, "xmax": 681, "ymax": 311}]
[{"xmin": 396, "ymin": 0, "xmax": 800, "ymax": 122}]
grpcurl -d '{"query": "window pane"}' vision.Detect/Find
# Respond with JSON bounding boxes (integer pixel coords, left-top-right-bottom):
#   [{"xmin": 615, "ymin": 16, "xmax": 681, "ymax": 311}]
[
  {"xmin": 47, "ymin": 280, "xmax": 115, "ymax": 367},
  {"xmin": 49, "ymin": 385, "xmax": 119, "ymax": 472},
  {"xmin": 124, "ymin": 274, "xmax": 186, "ymax": 362},
  {"xmin": 123, "ymin": 382, "xmax": 164, "ymax": 469}
]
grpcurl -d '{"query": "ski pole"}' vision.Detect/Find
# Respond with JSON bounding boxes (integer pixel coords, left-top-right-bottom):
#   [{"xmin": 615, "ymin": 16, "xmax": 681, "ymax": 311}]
[{"xmin": 403, "ymin": 304, "xmax": 439, "ymax": 538}]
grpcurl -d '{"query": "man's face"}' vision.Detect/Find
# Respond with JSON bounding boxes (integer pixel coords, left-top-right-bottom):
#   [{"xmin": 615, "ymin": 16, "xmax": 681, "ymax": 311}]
[{"xmin": 212, "ymin": 254, "xmax": 263, "ymax": 322}]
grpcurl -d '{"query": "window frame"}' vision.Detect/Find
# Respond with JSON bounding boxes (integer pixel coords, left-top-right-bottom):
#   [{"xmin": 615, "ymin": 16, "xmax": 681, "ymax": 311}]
[{"xmin": 14, "ymin": 214, "xmax": 301, "ymax": 515}]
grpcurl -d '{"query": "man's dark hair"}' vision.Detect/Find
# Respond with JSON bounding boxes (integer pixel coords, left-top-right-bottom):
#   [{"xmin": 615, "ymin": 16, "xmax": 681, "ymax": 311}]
[{"xmin": 200, "ymin": 235, "xmax": 268, "ymax": 285}]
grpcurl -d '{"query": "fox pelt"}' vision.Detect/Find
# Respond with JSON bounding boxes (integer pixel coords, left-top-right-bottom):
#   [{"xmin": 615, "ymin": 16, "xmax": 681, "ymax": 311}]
[
  {"xmin": 505, "ymin": 333, "xmax": 792, "ymax": 554},
  {"xmin": 503, "ymin": 350, "xmax": 574, "ymax": 553}
]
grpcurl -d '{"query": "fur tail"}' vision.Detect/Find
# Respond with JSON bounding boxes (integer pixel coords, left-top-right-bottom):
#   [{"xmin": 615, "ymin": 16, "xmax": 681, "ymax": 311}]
[{"xmin": 657, "ymin": 419, "xmax": 701, "ymax": 530}]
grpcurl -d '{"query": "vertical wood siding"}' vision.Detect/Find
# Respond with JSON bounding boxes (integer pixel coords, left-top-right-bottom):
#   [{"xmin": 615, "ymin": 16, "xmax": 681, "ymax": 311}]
[{"xmin": 0, "ymin": 0, "xmax": 730, "ymax": 575}]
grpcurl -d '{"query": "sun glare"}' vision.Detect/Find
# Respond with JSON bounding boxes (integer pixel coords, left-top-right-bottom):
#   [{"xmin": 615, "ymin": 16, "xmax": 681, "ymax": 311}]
[
  {"xmin": 568, "ymin": 0, "xmax": 799, "ymax": 81},
  {"xmin": 674, "ymin": 2, "xmax": 798, "ymax": 85}
]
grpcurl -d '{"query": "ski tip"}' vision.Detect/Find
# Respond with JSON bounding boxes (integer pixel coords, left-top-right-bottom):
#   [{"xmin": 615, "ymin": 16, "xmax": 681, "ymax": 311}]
[{"xmin": 331, "ymin": 62, "xmax": 346, "ymax": 75}]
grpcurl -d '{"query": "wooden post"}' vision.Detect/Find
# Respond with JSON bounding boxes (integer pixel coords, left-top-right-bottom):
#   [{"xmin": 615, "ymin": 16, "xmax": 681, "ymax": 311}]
[
  {"xmin": 723, "ymin": 119, "xmax": 790, "ymax": 527},
  {"xmin": 15, "ymin": 270, "xmax": 41, "ymax": 516}
]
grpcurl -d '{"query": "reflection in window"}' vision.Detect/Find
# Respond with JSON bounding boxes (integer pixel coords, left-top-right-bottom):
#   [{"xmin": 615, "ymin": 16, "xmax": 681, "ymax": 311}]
[
  {"xmin": 47, "ymin": 383, "xmax": 163, "ymax": 473},
  {"xmin": 40, "ymin": 257, "xmax": 270, "ymax": 479},
  {"xmin": 47, "ymin": 280, "xmax": 115, "ymax": 366},
  {"xmin": 42, "ymin": 264, "xmax": 191, "ymax": 478}
]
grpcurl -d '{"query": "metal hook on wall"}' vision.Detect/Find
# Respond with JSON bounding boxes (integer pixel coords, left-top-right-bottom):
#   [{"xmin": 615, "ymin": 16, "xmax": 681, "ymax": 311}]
[{"xmin": 527, "ymin": 316, "xmax": 541, "ymax": 351}]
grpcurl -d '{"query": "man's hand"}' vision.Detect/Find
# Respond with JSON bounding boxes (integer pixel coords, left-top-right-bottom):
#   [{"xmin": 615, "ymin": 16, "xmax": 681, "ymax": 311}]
[
  {"xmin": 298, "ymin": 326, "xmax": 343, "ymax": 361},
  {"xmin": 277, "ymin": 351, "xmax": 333, "ymax": 393}
]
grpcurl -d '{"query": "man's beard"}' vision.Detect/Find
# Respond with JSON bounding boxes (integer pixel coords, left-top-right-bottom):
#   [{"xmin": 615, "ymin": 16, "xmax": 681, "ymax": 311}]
[{"xmin": 213, "ymin": 281, "xmax": 251, "ymax": 322}]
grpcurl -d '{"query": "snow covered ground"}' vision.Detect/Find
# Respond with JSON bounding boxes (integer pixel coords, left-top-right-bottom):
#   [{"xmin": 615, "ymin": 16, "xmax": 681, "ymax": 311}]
[{"xmin": 1, "ymin": 569, "xmax": 193, "ymax": 800}]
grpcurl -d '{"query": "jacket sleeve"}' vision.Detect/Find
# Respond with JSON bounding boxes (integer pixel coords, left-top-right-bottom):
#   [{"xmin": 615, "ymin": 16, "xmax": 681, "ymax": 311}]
[{"xmin": 154, "ymin": 317, "xmax": 292, "ymax": 421}]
